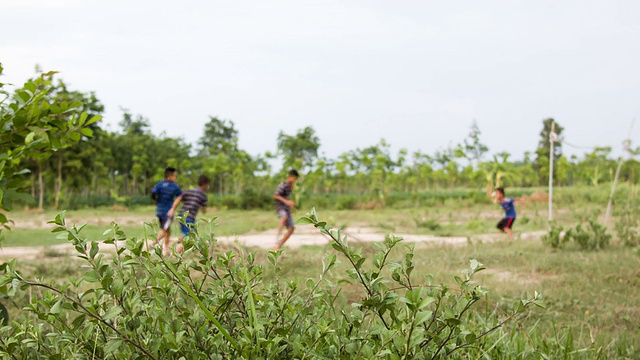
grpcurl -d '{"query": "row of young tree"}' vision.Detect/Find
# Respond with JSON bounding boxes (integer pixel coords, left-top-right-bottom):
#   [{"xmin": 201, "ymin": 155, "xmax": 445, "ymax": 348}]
[{"xmin": 4, "ymin": 68, "xmax": 640, "ymax": 209}]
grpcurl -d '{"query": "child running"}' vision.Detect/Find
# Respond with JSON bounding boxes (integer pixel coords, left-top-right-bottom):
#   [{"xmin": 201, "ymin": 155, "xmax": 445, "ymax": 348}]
[
  {"xmin": 494, "ymin": 187, "xmax": 516, "ymax": 239},
  {"xmin": 273, "ymin": 169, "xmax": 299, "ymax": 250},
  {"xmin": 167, "ymin": 175, "xmax": 210, "ymax": 254},
  {"xmin": 151, "ymin": 167, "xmax": 182, "ymax": 254}
]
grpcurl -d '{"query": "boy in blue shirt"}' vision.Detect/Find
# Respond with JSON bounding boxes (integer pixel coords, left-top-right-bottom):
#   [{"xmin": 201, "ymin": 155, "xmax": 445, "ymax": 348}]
[
  {"xmin": 151, "ymin": 167, "xmax": 182, "ymax": 254},
  {"xmin": 494, "ymin": 187, "xmax": 516, "ymax": 239}
]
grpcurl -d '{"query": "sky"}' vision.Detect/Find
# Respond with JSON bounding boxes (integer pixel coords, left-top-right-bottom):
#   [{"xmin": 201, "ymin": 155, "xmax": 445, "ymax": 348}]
[{"xmin": 1, "ymin": 0, "xmax": 639, "ymax": 161}]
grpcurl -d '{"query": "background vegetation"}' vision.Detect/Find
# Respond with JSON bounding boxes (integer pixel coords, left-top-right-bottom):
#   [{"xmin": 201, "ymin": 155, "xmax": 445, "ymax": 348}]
[{"xmin": 1, "ymin": 67, "xmax": 637, "ymax": 213}]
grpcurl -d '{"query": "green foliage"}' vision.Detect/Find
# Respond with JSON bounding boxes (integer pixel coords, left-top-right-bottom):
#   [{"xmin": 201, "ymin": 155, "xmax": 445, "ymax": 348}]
[
  {"xmin": 0, "ymin": 65, "xmax": 101, "ymax": 236},
  {"xmin": 571, "ymin": 220, "xmax": 611, "ymax": 251},
  {"xmin": 0, "ymin": 211, "xmax": 545, "ymax": 358},
  {"xmin": 542, "ymin": 219, "xmax": 611, "ymax": 251},
  {"xmin": 616, "ymin": 199, "xmax": 640, "ymax": 248},
  {"xmin": 277, "ymin": 126, "xmax": 320, "ymax": 170},
  {"xmin": 541, "ymin": 222, "xmax": 571, "ymax": 249},
  {"xmin": 416, "ymin": 218, "xmax": 442, "ymax": 231}
]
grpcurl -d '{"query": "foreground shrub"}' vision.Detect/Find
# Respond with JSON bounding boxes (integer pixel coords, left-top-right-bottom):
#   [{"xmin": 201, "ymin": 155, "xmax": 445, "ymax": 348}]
[{"xmin": 0, "ymin": 210, "xmax": 547, "ymax": 359}]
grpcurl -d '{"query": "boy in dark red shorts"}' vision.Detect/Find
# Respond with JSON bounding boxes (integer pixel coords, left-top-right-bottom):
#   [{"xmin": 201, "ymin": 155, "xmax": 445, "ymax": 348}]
[{"xmin": 494, "ymin": 187, "xmax": 516, "ymax": 239}]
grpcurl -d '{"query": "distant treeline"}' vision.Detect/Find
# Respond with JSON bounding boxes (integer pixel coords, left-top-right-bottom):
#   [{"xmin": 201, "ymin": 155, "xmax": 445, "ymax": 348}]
[{"xmin": 5, "ymin": 70, "xmax": 640, "ymax": 210}]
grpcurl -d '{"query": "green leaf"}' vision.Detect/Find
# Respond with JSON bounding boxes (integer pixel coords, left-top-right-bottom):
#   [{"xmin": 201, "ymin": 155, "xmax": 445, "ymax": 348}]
[
  {"xmin": 104, "ymin": 339, "xmax": 124, "ymax": 355},
  {"xmin": 49, "ymin": 299, "xmax": 63, "ymax": 314},
  {"xmin": 85, "ymin": 115, "xmax": 102, "ymax": 126},
  {"xmin": 25, "ymin": 132, "xmax": 36, "ymax": 144},
  {"xmin": 103, "ymin": 306, "xmax": 122, "ymax": 321},
  {"xmin": 80, "ymin": 128, "xmax": 93, "ymax": 137},
  {"xmin": 415, "ymin": 310, "xmax": 433, "ymax": 325},
  {"xmin": 296, "ymin": 216, "xmax": 314, "ymax": 225},
  {"xmin": 89, "ymin": 241, "xmax": 99, "ymax": 259}
]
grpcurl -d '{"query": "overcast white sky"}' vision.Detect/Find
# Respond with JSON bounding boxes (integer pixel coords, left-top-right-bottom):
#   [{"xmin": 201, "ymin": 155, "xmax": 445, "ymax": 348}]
[{"xmin": 2, "ymin": 0, "xmax": 639, "ymax": 161}]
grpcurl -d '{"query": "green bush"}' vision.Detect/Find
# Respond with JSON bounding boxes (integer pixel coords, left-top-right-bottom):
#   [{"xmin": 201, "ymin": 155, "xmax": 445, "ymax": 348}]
[
  {"xmin": 571, "ymin": 220, "xmax": 611, "ymax": 250},
  {"xmin": 240, "ymin": 189, "xmax": 272, "ymax": 210},
  {"xmin": 616, "ymin": 201, "xmax": 640, "ymax": 247},
  {"xmin": 335, "ymin": 194, "xmax": 359, "ymax": 210},
  {"xmin": 416, "ymin": 218, "xmax": 442, "ymax": 231},
  {"xmin": 542, "ymin": 222, "xmax": 571, "ymax": 249},
  {"xmin": 542, "ymin": 219, "xmax": 611, "ymax": 251},
  {"xmin": 0, "ymin": 210, "xmax": 547, "ymax": 358}
]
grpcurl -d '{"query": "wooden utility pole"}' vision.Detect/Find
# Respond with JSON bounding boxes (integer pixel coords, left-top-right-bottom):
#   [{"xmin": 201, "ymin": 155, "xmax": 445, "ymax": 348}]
[
  {"xmin": 604, "ymin": 119, "xmax": 635, "ymax": 226},
  {"xmin": 548, "ymin": 121, "xmax": 556, "ymax": 222}
]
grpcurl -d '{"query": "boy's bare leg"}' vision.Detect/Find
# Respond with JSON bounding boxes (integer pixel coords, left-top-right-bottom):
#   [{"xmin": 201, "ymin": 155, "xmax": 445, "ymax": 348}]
[
  {"xmin": 176, "ymin": 237, "xmax": 185, "ymax": 254},
  {"xmin": 162, "ymin": 230, "xmax": 172, "ymax": 255},
  {"xmin": 275, "ymin": 227, "xmax": 294, "ymax": 250},
  {"xmin": 274, "ymin": 216, "xmax": 288, "ymax": 250},
  {"xmin": 505, "ymin": 228, "xmax": 513, "ymax": 239}
]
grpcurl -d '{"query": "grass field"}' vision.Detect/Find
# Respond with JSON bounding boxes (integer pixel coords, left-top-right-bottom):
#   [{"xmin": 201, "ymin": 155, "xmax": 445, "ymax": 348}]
[
  {"xmin": 1, "ymin": 196, "xmax": 604, "ymax": 247},
  {"xmin": 1, "ymin": 185, "xmax": 638, "ymax": 357},
  {"xmin": 269, "ymin": 240, "xmax": 640, "ymax": 356}
]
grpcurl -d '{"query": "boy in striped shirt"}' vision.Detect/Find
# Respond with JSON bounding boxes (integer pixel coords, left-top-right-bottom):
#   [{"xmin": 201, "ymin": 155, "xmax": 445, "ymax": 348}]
[{"xmin": 168, "ymin": 175, "xmax": 210, "ymax": 254}]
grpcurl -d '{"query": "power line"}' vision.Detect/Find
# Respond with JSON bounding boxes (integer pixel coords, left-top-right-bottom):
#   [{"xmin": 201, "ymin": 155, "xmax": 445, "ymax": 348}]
[{"xmin": 561, "ymin": 140, "xmax": 597, "ymax": 150}]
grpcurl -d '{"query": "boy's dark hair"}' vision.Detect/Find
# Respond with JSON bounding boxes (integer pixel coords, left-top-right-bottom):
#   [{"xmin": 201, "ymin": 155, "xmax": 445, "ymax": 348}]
[
  {"xmin": 495, "ymin": 187, "xmax": 505, "ymax": 196},
  {"xmin": 288, "ymin": 169, "xmax": 300, "ymax": 178},
  {"xmin": 164, "ymin": 167, "xmax": 177, "ymax": 178},
  {"xmin": 198, "ymin": 175, "xmax": 210, "ymax": 186}
]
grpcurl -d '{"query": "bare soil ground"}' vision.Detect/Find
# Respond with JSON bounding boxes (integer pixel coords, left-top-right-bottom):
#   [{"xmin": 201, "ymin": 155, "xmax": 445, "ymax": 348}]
[{"xmin": 0, "ymin": 224, "xmax": 545, "ymax": 261}]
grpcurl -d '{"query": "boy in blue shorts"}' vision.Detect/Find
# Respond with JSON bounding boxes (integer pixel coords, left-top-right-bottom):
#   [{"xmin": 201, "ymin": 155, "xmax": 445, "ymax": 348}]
[
  {"xmin": 151, "ymin": 167, "xmax": 182, "ymax": 254},
  {"xmin": 168, "ymin": 175, "xmax": 210, "ymax": 254},
  {"xmin": 494, "ymin": 187, "xmax": 516, "ymax": 239},
  {"xmin": 273, "ymin": 169, "xmax": 299, "ymax": 250}
]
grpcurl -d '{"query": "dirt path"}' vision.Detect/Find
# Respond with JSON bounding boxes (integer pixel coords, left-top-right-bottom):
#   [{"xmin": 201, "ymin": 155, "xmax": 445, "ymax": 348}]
[{"xmin": 0, "ymin": 226, "xmax": 545, "ymax": 261}]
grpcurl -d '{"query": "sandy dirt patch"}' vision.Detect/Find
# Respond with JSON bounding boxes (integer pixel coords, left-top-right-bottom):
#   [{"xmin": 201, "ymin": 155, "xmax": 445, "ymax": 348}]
[{"xmin": 0, "ymin": 225, "xmax": 545, "ymax": 261}]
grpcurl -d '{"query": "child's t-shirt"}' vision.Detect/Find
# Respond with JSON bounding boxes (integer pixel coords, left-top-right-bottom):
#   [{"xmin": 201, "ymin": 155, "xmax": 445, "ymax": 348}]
[
  {"xmin": 152, "ymin": 180, "xmax": 182, "ymax": 217},
  {"xmin": 274, "ymin": 182, "xmax": 292, "ymax": 212},
  {"xmin": 179, "ymin": 188, "xmax": 208, "ymax": 221},
  {"xmin": 500, "ymin": 198, "xmax": 516, "ymax": 218}
]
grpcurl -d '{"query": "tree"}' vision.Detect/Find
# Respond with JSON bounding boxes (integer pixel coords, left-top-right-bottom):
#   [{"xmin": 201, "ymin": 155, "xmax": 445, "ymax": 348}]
[
  {"xmin": 198, "ymin": 117, "xmax": 239, "ymax": 157},
  {"xmin": 277, "ymin": 126, "xmax": 320, "ymax": 170},
  {"xmin": 119, "ymin": 109, "xmax": 150, "ymax": 136},
  {"xmin": 481, "ymin": 153, "xmax": 519, "ymax": 197},
  {"xmin": 46, "ymin": 80, "xmax": 105, "ymax": 208},
  {"xmin": 458, "ymin": 120, "xmax": 489, "ymax": 168},
  {"xmin": 0, "ymin": 64, "xmax": 100, "ymax": 234},
  {"xmin": 535, "ymin": 118, "xmax": 565, "ymax": 185}
]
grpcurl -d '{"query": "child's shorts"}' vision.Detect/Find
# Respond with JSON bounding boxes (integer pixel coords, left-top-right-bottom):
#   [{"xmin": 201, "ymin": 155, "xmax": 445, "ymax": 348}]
[
  {"xmin": 497, "ymin": 218, "xmax": 516, "ymax": 230},
  {"xmin": 277, "ymin": 209, "xmax": 295, "ymax": 229},
  {"xmin": 180, "ymin": 219, "xmax": 195, "ymax": 237}
]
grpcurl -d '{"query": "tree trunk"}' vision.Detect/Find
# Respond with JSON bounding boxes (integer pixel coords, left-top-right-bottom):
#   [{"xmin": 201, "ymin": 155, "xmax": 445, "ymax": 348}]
[
  {"xmin": 38, "ymin": 162, "xmax": 44, "ymax": 209},
  {"xmin": 31, "ymin": 172, "xmax": 36, "ymax": 198},
  {"xmin": 54, "ymin": 154, "xmax": 62, "ymax": 209}
]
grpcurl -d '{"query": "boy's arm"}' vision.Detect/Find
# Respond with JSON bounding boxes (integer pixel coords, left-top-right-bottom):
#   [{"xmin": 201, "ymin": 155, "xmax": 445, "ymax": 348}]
[
  {"xmin": 274, "ymin": 194, "xmax": 294, "ymax": 207},
  {"xmin": 151, "ymin": 185, "xmax": 158, "ymax": 205},
  {"xmin": 201, "ymin": 197, "xmax": 208, "ymax": 214},
  {"xmin": 167, "ymin": 195, "xmax": 183, "ymax": 218}
]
